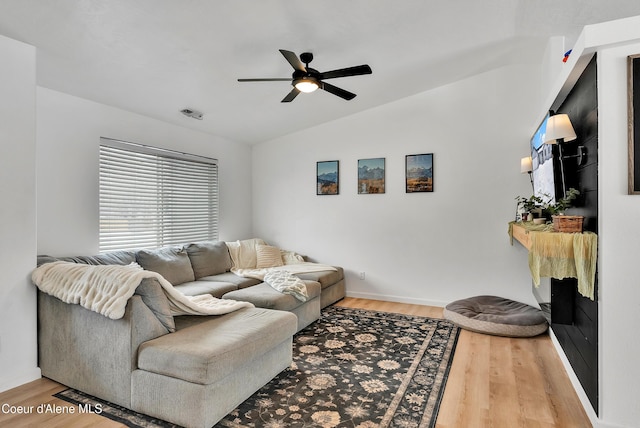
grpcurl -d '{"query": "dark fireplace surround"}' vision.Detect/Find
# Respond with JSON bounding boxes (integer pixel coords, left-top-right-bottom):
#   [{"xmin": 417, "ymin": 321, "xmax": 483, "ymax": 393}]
[{"xmin": 532, "ymin": 55, "xmax": 599, "ymax": 414}]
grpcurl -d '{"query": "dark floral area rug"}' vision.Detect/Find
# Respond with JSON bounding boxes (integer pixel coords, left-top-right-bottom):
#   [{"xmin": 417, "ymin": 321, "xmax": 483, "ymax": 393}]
[
  {"xmin": 56, "ymin": 305, "xmax": 460, "ymax": 428},
  {"xmin": 54, "ymin": 388, "xmax": 180, "ymax": 427}
]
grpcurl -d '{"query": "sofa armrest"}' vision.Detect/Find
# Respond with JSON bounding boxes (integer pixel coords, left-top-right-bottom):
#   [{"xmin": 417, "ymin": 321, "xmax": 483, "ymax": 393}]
[
  {"xmin": 134, "ymin": 277, "xmax": 176, "ymax": 332},
  {"xmin": 38, "ymin": 291, "xmax": 169, "ymax": 408}
]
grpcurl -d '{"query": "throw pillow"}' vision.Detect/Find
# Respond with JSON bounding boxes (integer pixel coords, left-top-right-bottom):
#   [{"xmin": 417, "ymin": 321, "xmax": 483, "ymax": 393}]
[
  {"xmin": 185, "ymin": 241, "xmax": 232, "ymax": 279},
  {"xmin": 263, "ymin": 270, "xmax": 308, "ymax": 302},
  {"xmin": 136, "ymin": 247, "xmax": 195, "ymax": 286},
  {"xmin": 256, "ymin": 245, "xmax": 284, "ymax": 268},
  {"xmin": 281, "ymin": 250, "xmax": 305, "ymax": 265},
  {"xmin": 225, "ymin": 238, "xmax": 266, "ymax": 269}
]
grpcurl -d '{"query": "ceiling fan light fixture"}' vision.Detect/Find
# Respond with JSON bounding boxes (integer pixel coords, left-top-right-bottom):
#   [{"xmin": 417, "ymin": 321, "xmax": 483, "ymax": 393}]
[
  {"xmin": 294, "ymin": 78, "xmax": 319, "ymax": 93},
  {"xmin": 238, "ymin": 50, "xmax": 371, "ymax": 102}
]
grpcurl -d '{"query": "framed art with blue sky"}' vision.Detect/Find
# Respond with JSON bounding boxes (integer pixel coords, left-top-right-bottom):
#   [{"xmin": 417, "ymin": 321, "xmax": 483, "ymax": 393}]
[
  {"xmin": 405, "ymin": 153, "xmax": 433, "ymax": 193},
  {"xmin": 317, "ymin": 160, "xmax": 339, "ymax": 195},
  {"xmin": 358, "ymin": 158, "xmax": 385, "ymax": 194}
]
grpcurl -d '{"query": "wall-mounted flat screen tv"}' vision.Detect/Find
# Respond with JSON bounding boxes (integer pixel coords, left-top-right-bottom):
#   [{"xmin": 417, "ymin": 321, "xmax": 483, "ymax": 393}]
[{"xmin": 530, "ymin": 112, "xmax": 556, "ymax": 204}]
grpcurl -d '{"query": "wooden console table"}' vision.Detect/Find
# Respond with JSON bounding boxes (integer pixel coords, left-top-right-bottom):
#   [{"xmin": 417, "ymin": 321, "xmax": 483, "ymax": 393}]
[{"xmin": 508, "ymin": 221, "xmax": 597, "ymax": 300}]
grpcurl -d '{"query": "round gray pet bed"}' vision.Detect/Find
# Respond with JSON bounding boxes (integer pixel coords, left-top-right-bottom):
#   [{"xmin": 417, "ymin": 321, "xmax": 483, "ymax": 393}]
[{"xmin": 443, "ymin": 295, "xmax": 548, "ymax": 337}]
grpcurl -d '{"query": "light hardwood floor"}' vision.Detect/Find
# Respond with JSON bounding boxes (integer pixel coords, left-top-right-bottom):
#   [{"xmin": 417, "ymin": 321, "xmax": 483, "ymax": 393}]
[
  {"xmin": 336, "ymin": 298, "xmax": 592, "ymax": 428},
  {"xmin": 0, "ymin": 297, "xmax": 591, "ymax": 427}
]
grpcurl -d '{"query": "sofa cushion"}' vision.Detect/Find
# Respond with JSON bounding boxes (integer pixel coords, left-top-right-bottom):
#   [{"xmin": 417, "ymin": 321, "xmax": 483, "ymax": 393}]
[
  {"xmin": 197, "ymin": 272, "xmax": 262, "ymax": 289},
  {"xmin": 138, "ymin": 307, "xmax": 297, "ymax": 385},
  {"xmin": 225, "ymin": 238, "xmax": 266, "ymax": 269},
  {"xmin": 37, "ymin": 251, "xmax": 137, "ymax": 267},
  {"xmin": 173, "ymin": 280, "xmax": 238, "ymax": 299},
  {"xmin": 222, "ymin": 281, "xmax": 321, "ymax": 311},
  {"xmin": 295, "ymin": 266, "xmax": 344, "ymax": 289},
  {"xmin": 255, "ymin": 245, "xmax": 284, "ymax": 268},
  {"xmin": 184, "ymin": 241, "xmax": 232, "ymax": 279},
  {"xmin": 136, "ymin": 247, "xmax": 195, "ymax": 286},
  {"xmin": 281, "ymin": 250, "xmax": 306, "ymax": 265}
]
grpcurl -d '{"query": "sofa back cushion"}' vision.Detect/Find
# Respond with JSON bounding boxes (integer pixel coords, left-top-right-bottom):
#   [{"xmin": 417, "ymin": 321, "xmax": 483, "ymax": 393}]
[
  {"xmin": 184, "ymin": 241, "xmax": 232, "ymax": 279},
  {"xmin": 37, "ymin": 251, "xmax": 137, "ymax": 267},
  {"xmin": 136, "ymin": 247, "xmax": 195, "ymax": 286},
  {"xmin": 225, "ymin": 238, "xmax": 266, "ymax": 269}
]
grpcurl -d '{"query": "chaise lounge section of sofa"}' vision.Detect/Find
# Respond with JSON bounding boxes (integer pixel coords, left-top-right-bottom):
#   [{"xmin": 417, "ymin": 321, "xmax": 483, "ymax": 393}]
[{"xmin": 35, "ymin": 239, "xmax": 345, "ymax": 428}]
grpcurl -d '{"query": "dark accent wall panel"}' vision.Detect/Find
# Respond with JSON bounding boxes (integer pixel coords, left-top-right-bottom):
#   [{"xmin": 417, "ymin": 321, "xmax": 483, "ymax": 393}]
[{"xmin": 552, "ymin": 54, "xmax": 599, "ymax": 414}]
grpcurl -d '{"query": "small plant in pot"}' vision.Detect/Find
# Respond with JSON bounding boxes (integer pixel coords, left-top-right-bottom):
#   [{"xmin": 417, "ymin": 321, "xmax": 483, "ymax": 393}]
[
  {"xmin": 544, "ymin": 188, "xmax": 583, "ymax": 232},
  {"xmin": 543, "ymin": 188, "xmax": 580, "ymax": 216},
  {"xmin": 515, "ymin": 194, "xmax": 545, "ymax": 221}
]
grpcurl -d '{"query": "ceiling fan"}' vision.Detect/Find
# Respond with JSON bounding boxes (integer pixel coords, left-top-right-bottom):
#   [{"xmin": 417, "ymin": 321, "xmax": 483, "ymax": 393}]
[{"xmin": 238, "ymin": 49, "xmax": 372, "ymax": 103}]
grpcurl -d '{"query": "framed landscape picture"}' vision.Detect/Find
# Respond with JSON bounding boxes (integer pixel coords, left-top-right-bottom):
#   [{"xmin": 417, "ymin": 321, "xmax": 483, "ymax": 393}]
[
  {"xmin": 405, "ymin": 153, "xmax": 433, "ymax": 193},
  {"xmin": 358, "ymin": 158, "xmax": 385, "ymax": 194},
  {"xmin": 317, "ymin": 160, "xmax": 339, "ymax": 195}
]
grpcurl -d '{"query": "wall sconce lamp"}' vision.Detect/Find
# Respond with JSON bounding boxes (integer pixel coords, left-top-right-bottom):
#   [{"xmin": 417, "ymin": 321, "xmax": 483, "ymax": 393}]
[
  {"xmin": 520, "ymin": 156, "xmax": 533, "ymax": 191},
  {"xmin": 544, "ymin": 113, "xmax": 586, "ymax": 194}
]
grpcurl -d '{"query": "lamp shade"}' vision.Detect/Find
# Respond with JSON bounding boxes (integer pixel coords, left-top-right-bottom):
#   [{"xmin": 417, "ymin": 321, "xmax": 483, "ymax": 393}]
[
  {"xmin": 544, "ymin": 114, "xmax": 576, "ymax": 144},
  {"xmin": 520, "ymin": 156, "xmax": 532, "ymax": 173}
]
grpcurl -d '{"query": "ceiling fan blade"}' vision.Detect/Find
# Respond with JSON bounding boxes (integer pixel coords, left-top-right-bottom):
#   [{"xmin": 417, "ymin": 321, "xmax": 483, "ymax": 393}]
[
  {"xmin": 279, "ymin": 49, "xmax": 306, "ymax": 72},
  {"xmin": 238, "ymin": 78, "xmax": 291, "ymax": 82},
  {"xmin": 281, "ymin": 87, "xmax": 300, "ymax": 103},
  {"xmin": 321, "ymin": 82, "xmax": 356, "ymax": 100},
  {"xmin": 319, "ymin": 64, "xmax": 372, "ymax": 80}
]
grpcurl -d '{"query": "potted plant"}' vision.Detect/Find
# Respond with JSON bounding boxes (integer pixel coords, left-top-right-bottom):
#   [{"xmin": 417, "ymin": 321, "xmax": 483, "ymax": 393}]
[
  {"xmin": 544, "ymin": 188, "xmax": 583, "ymax": 232},
  {"xmin": 515, "ymin": 194, "xmax": 545, "ymax": 221},
  {"xmin": 543, "ymin": 187, "xmax": 580, "ymax": 216}
]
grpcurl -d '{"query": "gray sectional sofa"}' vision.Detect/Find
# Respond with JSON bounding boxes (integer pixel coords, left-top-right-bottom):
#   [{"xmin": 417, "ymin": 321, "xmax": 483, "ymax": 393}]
[{"xmin": 36, "ymin": 239, "xmax": 345, "ymax": 428}]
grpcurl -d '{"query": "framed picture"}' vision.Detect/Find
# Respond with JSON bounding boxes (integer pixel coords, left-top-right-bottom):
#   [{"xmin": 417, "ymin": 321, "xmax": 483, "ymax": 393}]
[
  {"xmin": 628, "ymin": 54, "xmax": 640, "ymax": 194},
  {"xmin": 358, "ymin": 158, "xmax": 385, "ymax": 194},
  {"xmin": 317, "ymin": 160, "xmax": 339, "ymax": 195},
  {"xmin": 405, "ymin": 153, "xmax": 433, "ymax": 193}
]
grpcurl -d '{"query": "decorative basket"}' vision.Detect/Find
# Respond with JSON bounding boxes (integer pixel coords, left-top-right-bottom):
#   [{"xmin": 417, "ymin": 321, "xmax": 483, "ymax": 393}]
[{"xmin": 552, "ymin": 215, "xmax": 584, "ymax": 233}]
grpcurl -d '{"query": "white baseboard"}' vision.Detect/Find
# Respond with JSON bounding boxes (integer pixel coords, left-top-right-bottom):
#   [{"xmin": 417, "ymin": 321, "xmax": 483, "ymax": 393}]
[
  {"xmin": 0, "ymin": 367, "xmax": 41, "ymax": 393},
  {"xmin": 595, "ymin": 420, "xmax": 632, "ymax": 428},
  {"xmin": 345, "ymin": 291, "xmax": 447, "ymax": 309}
]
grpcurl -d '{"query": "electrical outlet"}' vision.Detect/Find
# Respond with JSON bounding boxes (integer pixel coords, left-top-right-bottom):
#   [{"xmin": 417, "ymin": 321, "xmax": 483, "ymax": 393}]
[{"xmin": 359, "ymin": 272, "xmax": 366, "ymax": 280}]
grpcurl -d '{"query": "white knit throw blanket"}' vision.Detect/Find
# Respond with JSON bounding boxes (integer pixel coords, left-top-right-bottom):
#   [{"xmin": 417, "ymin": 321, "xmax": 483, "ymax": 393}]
[
  {"xmin": 231, "ymin": 262, "xmax": 337, "ymax": 279},
  {"xmin": 32, "ymin": 261, "xmax": 253, "ymax": 320}
]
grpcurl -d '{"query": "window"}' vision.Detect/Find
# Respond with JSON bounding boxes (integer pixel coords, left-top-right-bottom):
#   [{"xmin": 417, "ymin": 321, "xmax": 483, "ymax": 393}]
[{"xmin": 99, "ymin": 138, "xmax": 218, "ymax": 252}]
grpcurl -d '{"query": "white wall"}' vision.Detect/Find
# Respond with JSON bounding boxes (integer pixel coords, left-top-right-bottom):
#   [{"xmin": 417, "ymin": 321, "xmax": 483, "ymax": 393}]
[
  {"xmin": 252, "ymin": 65, "xmax": 539, "ymax": 307},
  {"xmin": 36, "ymin": 88, "xmax": 253, "ymax": 255},
  {"xmin": 596, "ymin": 42, "xmax": 640, "ymax": 428},
  {"xmin": 0, "ymin": 36, "xmax": 40, "ymax": 391}
]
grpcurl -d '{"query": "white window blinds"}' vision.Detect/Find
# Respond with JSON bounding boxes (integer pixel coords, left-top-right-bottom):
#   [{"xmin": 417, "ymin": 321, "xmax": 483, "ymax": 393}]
[{"xmin": 99, "ymin": 138, "xmax": 219, "ymax": 252}]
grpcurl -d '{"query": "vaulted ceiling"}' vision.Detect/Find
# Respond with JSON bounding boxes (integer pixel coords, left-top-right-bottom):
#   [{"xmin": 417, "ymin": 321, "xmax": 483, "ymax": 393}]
[{"xmin": 2, "ymin": 1, "xmax": 640, "ymax": 144}]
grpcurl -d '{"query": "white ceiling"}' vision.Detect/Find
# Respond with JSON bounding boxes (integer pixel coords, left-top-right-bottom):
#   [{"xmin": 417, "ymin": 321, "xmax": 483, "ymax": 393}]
[{"xmin": 2, "ymin": 1, "xmax": 640, "ymax": 145}]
